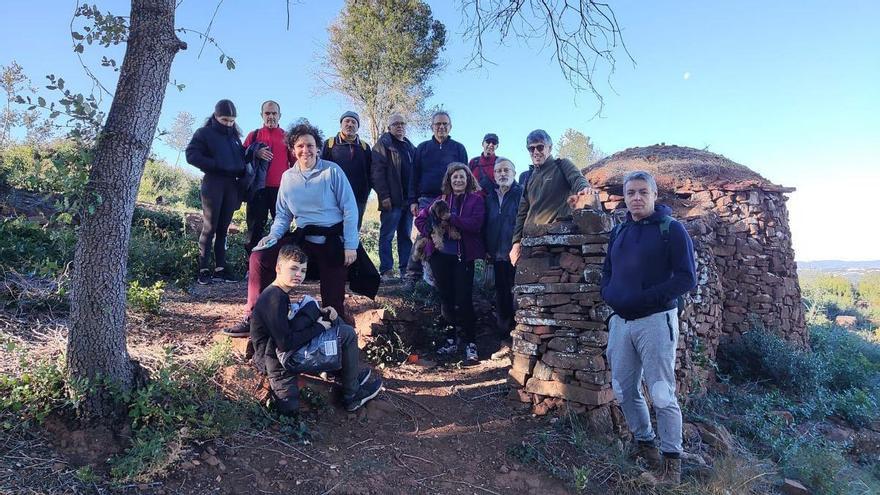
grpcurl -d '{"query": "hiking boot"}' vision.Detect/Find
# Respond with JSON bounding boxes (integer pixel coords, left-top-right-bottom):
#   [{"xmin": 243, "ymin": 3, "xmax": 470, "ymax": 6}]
[
  {"xmin": 661, "ymin": 454, "xmax": 682, "ymax": 484},
  {"xmin": 213, "ymin": 266, "xmax": 238, "ymax": 282},
  {"xmin": 490, "ymin": 341, "xmax": 512, "ymax": 360},
  {"xmin": 464, "ymin": 342, "xmax": 479, "ymax": 364},
  {"xmin": 344, "ymin": 377, "xmax": 383, "ymax": 412},
  {"xmin": 197, "ymin": 269, "xmax": 212, "ymax": 285},
  {"xmin": 436, "ymin": 338, "xmax": 458, "ymax": 356},
  {"xmin": 327, "ymin": 368, "xmax": 371, "ymax": 386},
  {"xmin": 221, "ymin": 318, "xmax": 250, "ymax": 338},
  {"xmin": 633, "ymin": 440, "xmax": 662, "ymax": 471},
  {"xmin": 380, "ymin": 270, "xmax": 398, "ymax": 283}
]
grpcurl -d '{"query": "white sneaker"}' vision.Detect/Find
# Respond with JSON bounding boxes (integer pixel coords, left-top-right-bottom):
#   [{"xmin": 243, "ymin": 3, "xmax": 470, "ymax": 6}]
[
  {"xmin": 436, "ymin": 338, "xmax": 457, "ymax": 355},
  {"xmin": 465, "ymin": 343, "xmax": 479, "ymax": 363}
]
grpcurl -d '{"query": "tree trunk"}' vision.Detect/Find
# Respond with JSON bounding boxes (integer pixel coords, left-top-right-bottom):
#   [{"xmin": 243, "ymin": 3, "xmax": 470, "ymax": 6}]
[{"xmin": 67, "ymin": 0, "xmax": 185, "ymax": 422}]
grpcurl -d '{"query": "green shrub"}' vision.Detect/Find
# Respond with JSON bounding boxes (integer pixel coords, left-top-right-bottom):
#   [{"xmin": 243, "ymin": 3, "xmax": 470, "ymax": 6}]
[
  {"xmin": 832, "ymin": 388, "xmax": 878, "ymax": 427},
  {"xmin": 717, "ymin": 330, "xmax": 828, "ymax": 397},
  {"xmin": 137, "ymin": 159, "xmax": 198, "ymax": 207},
  {"xmin": 127, "ymin": 280, "xmax": 165, "ymax": 314},
  {"xmin": 801, "ymin": 274, "xmax": 856, "ymax": 314},
  {"xmin": 811, "ymin": 324, "xmax": 880, "ymax": 391},
  {"xmin": 0, "ymin": 217, "xmax": 75, "ymax": 276},
  {"xmin": 0, "ymin": 341, "xmax": 68, "ymax": 425}
]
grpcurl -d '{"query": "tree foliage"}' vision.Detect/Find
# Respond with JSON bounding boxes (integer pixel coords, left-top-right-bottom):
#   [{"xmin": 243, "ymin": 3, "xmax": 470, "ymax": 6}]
[
  {"xmin": 556, "ymin": 128, "xmax": 603, "ymax": 168},
  {"xmin": 325, "ymin": 0, "xmax": 446, "ymax": 143},
  {"xmin": 162, "ymin": 111, "xmax": 195, "ymax": 166},
  {"xmin": 1, "ymin": 62, "xmax": 55, "ymax": 147},
  {"xmin": 460, "ymin": 0, "xmax": 631, "ymax": 113}
]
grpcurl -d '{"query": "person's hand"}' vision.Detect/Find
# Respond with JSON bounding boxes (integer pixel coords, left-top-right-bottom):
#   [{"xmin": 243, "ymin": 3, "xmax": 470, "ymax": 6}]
[
  {"xmin": 318, "ymin": 318, "xmax": 332, "ymax": 330},
  {"xmin": 253, "ymin": 235, "xmax": 279, "ymax": 251},
  {"xmin": 568, "ymin": 187, "xmax": 595, "ymax": 210},
  {"xmin": 344, "ymin": 249, "xmax": 357, "ymax": 266},
  {"xmin": 410, "ymin": 203, "xmax": 419, "ymax": 216},
  {"xmin": 381, "ymin": 198, "xmax": 392, "ymax": 211},
  {"xmin": 509, "ymin": 242, "xmax": 522, "ymax": 266},
  {"xmin": 256, "ymin": 148, "xmax": 274, "ymax": 161},
  {"xmin": 322, "ymin": 306, "xmax": 338, "ymax": 322}
]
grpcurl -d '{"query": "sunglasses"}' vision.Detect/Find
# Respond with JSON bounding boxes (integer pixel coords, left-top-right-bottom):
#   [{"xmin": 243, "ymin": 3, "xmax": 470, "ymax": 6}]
[
  {"xmin": 527, "ymin": 144, "xmax": 546, "ymax": 153},
  {"xmin": 390, "ymin": 122, "xmax": 406, "ymax": 126},
  {"xmin": 432, "ymin": 122, "xmax": 450, "ymax": 128}
]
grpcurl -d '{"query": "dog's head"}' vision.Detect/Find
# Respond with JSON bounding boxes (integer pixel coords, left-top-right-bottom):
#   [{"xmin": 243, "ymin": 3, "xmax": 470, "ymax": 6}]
[{"xmin": 430, "ymin": 199, "xmax": 450, "ymax": 220}]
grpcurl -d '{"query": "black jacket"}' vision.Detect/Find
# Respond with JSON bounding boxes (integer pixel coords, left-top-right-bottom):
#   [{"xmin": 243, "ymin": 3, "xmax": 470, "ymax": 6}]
[
  {"xmin": 249, "ymin": 286, "xmax": 324, "ymax": 375},
  {"xmin": 185, "ymin": 117, "xmax": 246, "ymax": 178},
  {"xmin": 484, "ymin": 181, "xmax": 523, "ymax": 260},
  {"xmin": 321, "ymin": 134, "xmax": 373, "ymax": 205},
  {"xmin": 372, "ymin": 132, "xmax": 415, "ymax": 209}
]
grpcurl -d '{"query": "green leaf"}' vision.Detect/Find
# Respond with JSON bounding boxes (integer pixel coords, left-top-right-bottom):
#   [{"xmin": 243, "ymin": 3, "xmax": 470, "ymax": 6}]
[
  {"xmin": 225, "ymin": 58, "xmax": 235, "ymax": 70},
  {"xmin": 219, "ymin": 54, "xmax": 224, "ymax": 64},
  {"xmin": 37, "ymin": 97, "xmax": 46, "ymax": 107},
  {"xmin": 72, "ymin": 31, "xmax": 84, "ymax": 40},
  {"xmin": 74, "ymin": 44, "xmax": 84, "ymax": 53}
]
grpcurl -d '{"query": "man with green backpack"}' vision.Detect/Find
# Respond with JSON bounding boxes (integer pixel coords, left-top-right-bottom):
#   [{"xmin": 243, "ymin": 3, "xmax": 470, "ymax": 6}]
[{"xmin": 600, "ymin": 170, "xmax": 697, "ymax": 483}]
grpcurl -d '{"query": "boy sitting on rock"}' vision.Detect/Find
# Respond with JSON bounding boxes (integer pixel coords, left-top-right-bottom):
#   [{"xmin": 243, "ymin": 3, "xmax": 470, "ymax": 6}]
[{"xmin": 250, "ymin": 244, "xmax": 382, "ymax": 416}]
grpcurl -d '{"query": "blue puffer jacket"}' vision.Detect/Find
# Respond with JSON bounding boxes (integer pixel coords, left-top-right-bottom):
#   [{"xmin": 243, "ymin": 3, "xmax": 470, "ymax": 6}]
[
  {"xmin": 185, "ymin": 117, "xmax": 246, "ymax": 178},
  {"xmin": 600, "ymin": 205, "xmax": 696, "ymax": 320},
  {"xmin": 484, "ymin": 181, "xmax": 523, "ymax": 261}
]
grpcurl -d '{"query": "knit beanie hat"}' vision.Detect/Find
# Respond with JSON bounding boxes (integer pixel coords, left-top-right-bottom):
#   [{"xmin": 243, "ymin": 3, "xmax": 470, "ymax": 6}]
[
  {"xmin": 340, "ymin": 111, "xmax": 360, "ymax": 126},
  {"xmin": 214, "ymin": 99, "xmax": 237, "ymax": 117}
]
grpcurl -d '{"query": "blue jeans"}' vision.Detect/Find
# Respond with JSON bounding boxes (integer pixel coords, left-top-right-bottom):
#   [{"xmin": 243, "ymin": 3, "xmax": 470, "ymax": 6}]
[{"xmin": 378, "ymin": 207, "xmax": 413, "ymax": 273}]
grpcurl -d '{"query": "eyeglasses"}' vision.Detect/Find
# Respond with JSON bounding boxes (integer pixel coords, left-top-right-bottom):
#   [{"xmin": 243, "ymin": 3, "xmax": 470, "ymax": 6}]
[
  {"xmin": 390, "ymin": 122, "xmax": 406, "ymax": 127},
  {"xmin": 527, "ymin": 144, "xmax": 546, "ymax": 153},
  {"xmin": 432, "ymin": 122, "xmax": 450, "ymax": 128},
  {"xmin": 485, "ymin": 140, "xmax": 498, "ymax": 145}
]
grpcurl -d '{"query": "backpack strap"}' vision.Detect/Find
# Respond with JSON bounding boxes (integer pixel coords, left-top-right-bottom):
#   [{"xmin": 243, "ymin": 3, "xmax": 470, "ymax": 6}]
[
  {"xmin": 659, "ymin": 215, "xmax": 673, "ymax": 242},
  {"xmin": 248, "ymin": 128, "xmax": 260, "ymax": 146},
  {"xmin": 325, "ymin": 137, "xmax": 336, "ymax": 150}
]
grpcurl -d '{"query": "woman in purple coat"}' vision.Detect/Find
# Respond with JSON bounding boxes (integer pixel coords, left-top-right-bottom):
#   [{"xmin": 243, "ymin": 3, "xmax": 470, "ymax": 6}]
[{"xmin": 415, "ymin": 162, "xmax": 485, "ymax": 364}]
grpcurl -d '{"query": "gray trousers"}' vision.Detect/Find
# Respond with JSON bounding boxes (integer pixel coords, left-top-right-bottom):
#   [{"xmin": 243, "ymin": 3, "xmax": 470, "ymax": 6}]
[{"xmin": 606, "ymin": 308, "xmax": 682, "ymax": 454}]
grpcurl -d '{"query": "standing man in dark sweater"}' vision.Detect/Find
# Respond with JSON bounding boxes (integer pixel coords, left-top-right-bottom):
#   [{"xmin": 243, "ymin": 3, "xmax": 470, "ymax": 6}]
[
  {"xmin": 372, "ymin": 113, "xmax": 416, "ymax": 280},
  {"xmin": 322, "ymin": 111, "xmax": 372, "ymax": 229},
  {"xmin": 601, "ymin": 170, "xmax": 696, "ymax": 484},
  {"xmin": 242, "ymin": 100, "xmax": 289, "ymax": 253},
  {"xmin": 408, "ymin": 110, "xmax": 468, "ymax": 215},
  {"xmin": 406, "ymin": 110, "xmax": 468, "ymax": 283}
]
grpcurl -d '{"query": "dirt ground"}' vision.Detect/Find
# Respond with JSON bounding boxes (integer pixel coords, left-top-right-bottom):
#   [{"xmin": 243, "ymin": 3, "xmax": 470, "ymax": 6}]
[{"xmin": 1, "ymin": 278, "xmax": 583, "ymax": 495}]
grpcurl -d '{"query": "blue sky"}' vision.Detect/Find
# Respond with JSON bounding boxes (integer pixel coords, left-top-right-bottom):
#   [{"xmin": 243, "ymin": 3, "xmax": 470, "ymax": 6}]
[{"xmin": 2, "ymin": 1, "xmax": 878, "ymax": 261}]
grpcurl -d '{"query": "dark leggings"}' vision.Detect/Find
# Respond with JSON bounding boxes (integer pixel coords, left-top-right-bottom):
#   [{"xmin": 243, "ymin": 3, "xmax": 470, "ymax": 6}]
[
  {"xmin": 493, "ymin": 260, "xmax": 516, "ymax": 338},
  {"xmin": 199, "ymin": 174, "xmax": 241, "ymax": 270},
  {"xmin": 429, "ymin": 253, "xmax": 476, "ymax": 341}
]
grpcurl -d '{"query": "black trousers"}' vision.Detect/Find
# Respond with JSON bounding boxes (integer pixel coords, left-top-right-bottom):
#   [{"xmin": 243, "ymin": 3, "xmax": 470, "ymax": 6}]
[
  {"xmin": 429, "ymin": 252, "xmax": 476, "ymax": 341},
  {"xmin": 493, "ymin": 260, "xmax": 516, "ymax": 338},
  {"xmin": 244, "ymin": 187, "xmax": 279, "ymax": 254},
  {"xmin": 199, "ymin": 174, "xmax": 241, "ymax": 270}
]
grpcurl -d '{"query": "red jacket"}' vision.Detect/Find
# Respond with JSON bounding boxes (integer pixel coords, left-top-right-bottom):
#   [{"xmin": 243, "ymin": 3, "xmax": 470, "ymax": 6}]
[
  {"xmin": 468, "ymin": 154, "xmax": 497, "ymax": 190},
  {"xmin": 244, "ymin": 127, "xmax": 289, "ymax": 188}
]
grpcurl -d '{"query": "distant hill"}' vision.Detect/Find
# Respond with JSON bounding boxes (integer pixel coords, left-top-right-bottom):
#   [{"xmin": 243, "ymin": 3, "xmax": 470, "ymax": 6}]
[{"xmin": 798, "ymin": 260, "xmax": 880, "ymax": 271}]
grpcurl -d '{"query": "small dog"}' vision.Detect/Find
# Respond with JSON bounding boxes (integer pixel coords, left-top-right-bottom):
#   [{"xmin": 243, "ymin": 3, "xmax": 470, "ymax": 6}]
[{"xmin": 413, "ymin": 199, "xmax": 461, "ymax": 261}]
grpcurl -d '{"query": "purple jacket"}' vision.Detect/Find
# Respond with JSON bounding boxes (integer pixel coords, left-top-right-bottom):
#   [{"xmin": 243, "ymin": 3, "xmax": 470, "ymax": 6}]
[{"xmin": 415, "ymin": 192, "xmax": 485, "ymax": 262}]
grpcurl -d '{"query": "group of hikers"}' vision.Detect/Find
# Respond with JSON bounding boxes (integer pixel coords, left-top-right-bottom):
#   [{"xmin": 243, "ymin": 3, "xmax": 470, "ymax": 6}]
[{"xmin": 184, "ymin": 98, "xmax": 697, "ymax": 483}]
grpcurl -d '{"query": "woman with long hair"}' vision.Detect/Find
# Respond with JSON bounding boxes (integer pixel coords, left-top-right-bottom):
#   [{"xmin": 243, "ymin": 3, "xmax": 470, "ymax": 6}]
[
  {"xmin": 185, "ymin": 99, "xmax": 246, "ymax": 285},
  {"xmin": 414, "ymin": 162, "xmax": 486, "ymax": 364}
]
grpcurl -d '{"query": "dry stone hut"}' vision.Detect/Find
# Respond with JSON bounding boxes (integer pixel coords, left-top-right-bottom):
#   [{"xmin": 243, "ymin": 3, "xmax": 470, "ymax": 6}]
[{"xmin": 508, "ymin": 144, "xmax": 805, "ymax": 417}]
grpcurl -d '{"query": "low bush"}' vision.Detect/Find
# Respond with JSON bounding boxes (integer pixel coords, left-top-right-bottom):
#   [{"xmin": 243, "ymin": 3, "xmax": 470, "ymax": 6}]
[
  {"xmin": 717, "ymin": 330, "xmax": 828, "ymax": 397},
  {"xmin": 127, "ymin": 281, "xmax": 165, "ymax": 314}
]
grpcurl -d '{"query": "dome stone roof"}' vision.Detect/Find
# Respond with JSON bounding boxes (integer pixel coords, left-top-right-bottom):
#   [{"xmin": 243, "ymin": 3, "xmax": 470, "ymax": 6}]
[{"xmin": 585, "ymin": 144, "xmax": 792, "ymax": 193}]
